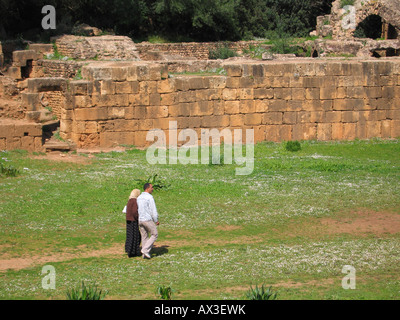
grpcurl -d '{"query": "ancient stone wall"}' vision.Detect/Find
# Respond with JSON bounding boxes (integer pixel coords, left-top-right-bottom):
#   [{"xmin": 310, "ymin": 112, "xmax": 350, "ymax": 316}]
[
  {"xmin": 56, "ymin": 59, "xmax": 400, "ymax": 149},
  {"xmin": 0, "ymin": 119, "xmax": 43, "ymax": 151},
  {"xmin": 136, "ymin": 41, "xmax": 270, "ymax": 60}
]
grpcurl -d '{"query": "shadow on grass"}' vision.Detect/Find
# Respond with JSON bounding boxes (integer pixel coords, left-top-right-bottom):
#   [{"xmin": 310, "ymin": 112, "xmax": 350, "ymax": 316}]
[{"xmin": 152, "ymin": 245, "xmax": 169, "ymax": 257}]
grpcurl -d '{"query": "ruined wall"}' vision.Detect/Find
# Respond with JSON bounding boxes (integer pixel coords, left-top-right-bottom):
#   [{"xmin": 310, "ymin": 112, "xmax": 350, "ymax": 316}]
[
  {"xmin": 0, "ymin": 119, "xmax": 43, "ymax": 151},
  {"xmin": 57, "ymin": 59, "xmax": 400, "ymax": 149},
  {"xmin": 320, "ymin": 0, "xmax": 400, "ymax": 40},
  {"xmin": 136, "ymin": 41, "xmax": 270, "ymax": 60}
]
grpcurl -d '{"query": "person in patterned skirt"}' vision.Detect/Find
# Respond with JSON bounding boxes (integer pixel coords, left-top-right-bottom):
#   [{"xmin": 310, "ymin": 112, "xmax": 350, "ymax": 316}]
[{"xmin": 125, "ymin": 189, "xmax": 141, "ymax": 258}]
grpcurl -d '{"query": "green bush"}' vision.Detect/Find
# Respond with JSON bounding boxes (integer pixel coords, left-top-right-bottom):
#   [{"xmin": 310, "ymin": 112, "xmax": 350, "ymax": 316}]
[
  {"xmin": 340, "ymin": 0, "xmax": 355, "ymax": 8},
  {"xmin": 285, "ymin": 141, "xmax": 302, "ymax": 152},
  {"xmin": 245, "ymin": 284, "xmax": 278, "ymax": 300},
  {"xmin": 209, "ymin": 45, "xmax": 238, "ymax": 60},
  {"xmin": 66, "ymin": 281, "xmax": 108, "ymax": 300},
  {"xmin": 134, "ymin": 174, "xmax": 170, "ymax": 191},
  {"xmin": 157, "ymin": 285, "xmax": 173, "ymax": 300},
  {"xmin": 0, "ymin": 162, "xmax": 20, "ymax": 177}
]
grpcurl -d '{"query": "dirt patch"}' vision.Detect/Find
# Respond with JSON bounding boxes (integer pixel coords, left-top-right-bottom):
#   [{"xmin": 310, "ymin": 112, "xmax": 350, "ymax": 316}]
[
  {"xmin": 30, "ymin": 152, "xmax": 95, "ymax": 165},
  {"xmin": 0, "ymin": 244, "xmax": 124, "ymax": 272},
  {"xmin": 320, "ymin": 210, "xmax": 400, "ymax": 236},
  {"xmin": 214, "ymin": 225, "xmax": 243, "ymax": 231}
]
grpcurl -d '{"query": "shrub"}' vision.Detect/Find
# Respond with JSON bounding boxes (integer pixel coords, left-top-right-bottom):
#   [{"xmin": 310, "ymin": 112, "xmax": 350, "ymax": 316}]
[
  {"xmin": 209, "ymin": 44, "xmax": 238, "ymax": 60},
  {"xmin": 0, "ymin": 162, "xmax": 20, "ymax": 177},
  {"xmin": 245, "ymin": 284, "xmax": 277, "ymax": 300},
  {"xmin": 157, "ymin": 285, "xmax": 173, "ymax": 300},
  {"xmin": 66, "ymin": 281, "xmax": 108, "ymax": 300},
  {"xmin": 135, "ymin": 174, "xmax": 170, "ymax": 191},
  {"xmin": 340, "ymin": 0, "xmax": 355, "ymax": 8},
  {"xmin": 285, "ymin": 141, "xmax": 302, "ymax": 152}
]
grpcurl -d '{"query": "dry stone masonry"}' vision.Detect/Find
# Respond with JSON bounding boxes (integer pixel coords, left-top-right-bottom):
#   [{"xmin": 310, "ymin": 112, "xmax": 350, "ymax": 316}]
[{"xmin": 55, "ymin": 59, "xmax": 400, "ymax": 149}]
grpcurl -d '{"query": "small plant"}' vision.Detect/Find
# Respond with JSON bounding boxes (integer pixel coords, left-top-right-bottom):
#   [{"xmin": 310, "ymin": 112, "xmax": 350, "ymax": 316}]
[
  {"xmin": 157, "ymin": 285, "xmax": 173, "ymax": 300},
  {"xmin": 74, "ymin": 68, "xmax": 83, "ymax": 80},
  {"xmin": 285, "ymin": 140, "xmax": 302, "ymax": 152},
  {"xmin": 340, "ymin": 0, "xmax": 355, "ymax": 8},
  {"xmin": 0, "ymin": 162, "xmax": 20, "ymax": 177},
  {"xmin": 209, "ymin": 44, "xmax": 238, "ymax": 60},
  {"xmin": 245, "ymin": 284, "xmax": 277, "ymax": 300},
  {"xmin": 66, "ymin": 281, "xmax": 108, "ymax": 300},
  {"xmin": 135, "ymin": 174, "xmax": 170, "ymax": 190}
]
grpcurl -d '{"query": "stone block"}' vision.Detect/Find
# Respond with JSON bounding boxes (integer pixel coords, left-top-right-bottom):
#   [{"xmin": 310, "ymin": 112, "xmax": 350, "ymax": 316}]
[
  {"xmin": 0, "ymin": 138, "xmax": 6, "ymax": 150},
  {"xmin": 268, "ymin": 100, "xmax": 287, "ymax": 112},
  {"xmin": 297, "ymin": 111, "xmax": 311, "ymax": 123},
  {"xmin": 317, "ymin": 123, "xmax": 332, "ymax": 141},
  {"xmin": 254, "ymin": 88, "xmax": 274, "ymax": 99},
  {"xmin": 209, "ymin": 77, "xmax": 226, "ymax": 89},
  {"xmin": 310, "ymin": 111, "xmax": 325, "ymax": 123},
  {"xmin": 331, "ymin": 123, "xmax": 343, "ymax": 140},
  {"xmin": 292, "ymin": 124, "xmax": 317, "ymax": 141},
  {"xmin": 274, "ymin": 88, "xmax": 291, "ymax": 100},
  {"xmin": 157, "ymin": 80, "xmax": 175, "ymax": 93},
  {"xmin": 381, "ymin": 120, "xmax": 392, "ymax": 138},
  {"xmin": 222, "ymin": 89, "xmax": 238, "ymax": 101},
  {"xmin": 224, "ymin": 101, "xmax": 240, "ymax": 115},
  {"xmin": 14, "ymin": 123, "xmax": 42, "ymax": 137},
  {"xmin": 347, "ymin": 87, "xmax": 364, "ymax": 99},
  {"xmin": 325, "ymin": 111, "xmax": 342, "ymax": 123},
  {"xmin": 320, "ymin": 87, "xmax": 336, "ymax": 100},
  {"xmin": 240, "ymin": 100, "xmax": 255, "ymax": 114},
  {"xmin": 224, "ymin": 64, "xmax": 242, "ymax": 77},
  {"xmin": 305, "ymin": 88, "xmax": 320, "ymax": 100},
  {"xmin": 239, "ymin": 88, "xmax": 254, "ymax": 100},
  {"xmin": 6, "ymin": 67, "xmax": 22, "ymax": 80},
  {"xmin": 287, "ymin": 100, "xmax": 303, "ymax": 112},
  {"xmin": 0, "ymin": 124, "xmax": 15, "ymax": 138},
  {"xmin": 254, "ymin": 100, "xmax": 268, "ymax": 113},
  {"xmin": 291, "ymin": 88, "xmax": 305, "ymax": 100},
  {"xmin": 12, "ymin": 50, "xmax": 40, "ymax": 67},
  {"xmin": 21, "ymin": 93, "xmax": 39, "ymax": 111},
  {"xmin": 230, "ymin": 114, "xmax": 245, "ymax": 127},
  {"xmin": 160, "ymin": 93, "xmax": 177, "ymax": 106},
  {"xmin": 188, "ymin": 77, "xmax": 207, "ymax": 90},
  {"xmin": 100, "ymin": 131, "xmax": 135, "ymax": 148},
  {"xmin": 213, "ymin": 101, "xmax": 225, "ymax": 115},
  {"xmin": 201, "ymin": 115, "xmax": 230, "ymax": 128},
  {"xmin": 108, "ymin": 107, "xmax": 126, "ymax": 119},
  {"xmin": 366, "ymin": 121, "xmax": 381, "ymax": 139},
  {"xmin": 263, "ymin": 112, "xmax": 283, "ymax": 125},
  {"xmin": 333, "ymin": 99, "xmax": 363, "ymax": 111},
  {"xmin": 341, "ymin": 111, "xmax": 359, "ymax": 123},
  {"xmin": 343, "ymin": 123, "xmax": 356, "ymax": 140},
  {"xmin": 147, "ymin": 106, "xmax": 169, "ymax": 119},
  {"xmin": 391, "ymin": 120, "xmax": 400, "ymax": 138},
  {"xmin": 244, "ymin": 114, "xmax": 262, "ymax": 126},
  {"xmin": 75, "ymin": 107, "xmax": 108, "ymax": 121},
  {"xmin": 283, "ymin": 112, "xmax": 297, "ymax": 124},
  {"xmin": 71, "ymin": 81, "xmax": 91, "ymax": 96}
]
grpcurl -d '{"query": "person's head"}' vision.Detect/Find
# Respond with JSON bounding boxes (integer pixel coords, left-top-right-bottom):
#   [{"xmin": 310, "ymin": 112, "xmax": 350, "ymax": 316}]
[
  {"xmin": 144, "ymin": 183, "xmax": 153, "ymax": 194},
  {"xmin": 129, "ymin": 189, "xmax": 141, "ymax": 199}
]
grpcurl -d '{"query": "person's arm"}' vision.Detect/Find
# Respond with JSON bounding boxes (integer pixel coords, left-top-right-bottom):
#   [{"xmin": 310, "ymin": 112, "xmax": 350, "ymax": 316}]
[{"xmin": 150, "ymin": 196, "xmax": 159, "ymax": 224}]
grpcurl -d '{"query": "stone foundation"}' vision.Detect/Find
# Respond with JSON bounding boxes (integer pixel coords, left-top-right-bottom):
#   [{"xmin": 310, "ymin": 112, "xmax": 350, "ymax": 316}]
[
  {"xmin": 50, "ymin": 58, "xmax": 400, "ymax": 149},
  {"xmin": 0, "ymin": 119, "xmax": 43, "ymax": 151}
]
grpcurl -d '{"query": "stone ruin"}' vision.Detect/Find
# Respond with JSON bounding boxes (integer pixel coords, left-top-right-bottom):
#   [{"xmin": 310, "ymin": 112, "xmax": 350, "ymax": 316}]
[
  {"xmin": 311, "ymin": 0, "xmax": 400, "ymax": 58},
  {"xmin": 0, "ymin": 13, "xmax": 400, "ymax": 153}
]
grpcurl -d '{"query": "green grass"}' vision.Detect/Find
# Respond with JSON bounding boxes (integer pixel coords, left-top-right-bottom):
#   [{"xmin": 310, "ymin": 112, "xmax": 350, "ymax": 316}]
[{"xmin": 0, "ymin": 139, "xmax": 399, "ymax": 300}]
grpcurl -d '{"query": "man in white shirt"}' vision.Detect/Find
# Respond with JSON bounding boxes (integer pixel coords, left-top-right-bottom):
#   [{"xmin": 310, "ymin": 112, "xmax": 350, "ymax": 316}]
[{"xmin": 137, "ymin": 183, "xmax": 160, "ymax": 259}]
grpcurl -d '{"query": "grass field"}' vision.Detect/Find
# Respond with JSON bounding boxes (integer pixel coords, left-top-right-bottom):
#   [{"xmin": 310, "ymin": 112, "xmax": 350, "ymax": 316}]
[{"xmin": 0, "ymin": 139, "xmax": 399, "ymax": 300}]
